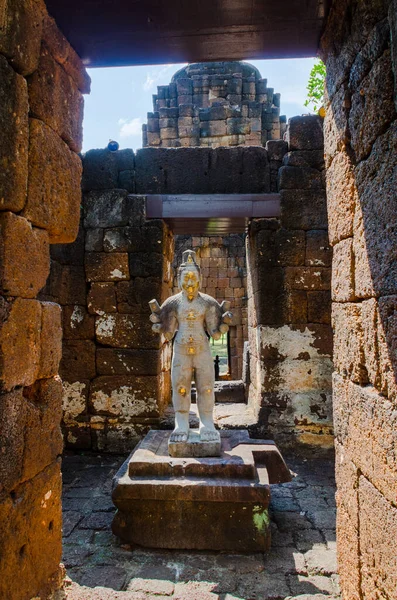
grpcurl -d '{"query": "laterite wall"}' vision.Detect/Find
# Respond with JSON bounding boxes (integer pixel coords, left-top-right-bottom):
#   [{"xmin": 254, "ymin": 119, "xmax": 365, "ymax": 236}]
[
  {"xmin": 321, "ymin": 0, "xmax": 397, "ymax": 597},
  {"xmin": 0, "ymin": 1, "xmax": 89, "ymax": 598}
]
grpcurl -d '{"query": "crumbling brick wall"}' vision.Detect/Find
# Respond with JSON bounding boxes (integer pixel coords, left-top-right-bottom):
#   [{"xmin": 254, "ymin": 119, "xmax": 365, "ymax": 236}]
[
  {"xmin": 0, "ymin": 1, "xmax": 89, "ymax": 597},
  {"xmin": 247, "ymin": 116, "xmax": 333, "ymax": 452},
  {"xmin": 173, "ymin": 234, "xmax": 248, "ymax": 379},
  {"xmin": 321, "ymin": 0, "xmax": 397, "ymax": 597},
  {"xmin": 142, "ymin": 61, "xmax": 286, "ymax": 148}
]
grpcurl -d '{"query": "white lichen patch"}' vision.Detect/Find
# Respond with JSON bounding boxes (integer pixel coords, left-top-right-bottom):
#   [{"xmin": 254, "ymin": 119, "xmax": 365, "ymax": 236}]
[
  {"xmin": 41, "ymin": 490, "xmax": 52, "ymax": 508},
  {"xmin": 259, "ymin": 325, "xmax": 328, "ymax": 361},
  {"xmin": 62, "ymin": 381, "xmax": 87, "ymax": 420},
  {"xmin": 96, "ymin": 314, "xmax": 116, "ymax": 338},
  {"xmin": 70, "ymin": 305, "xmax": 84, "ymax": 328},
  {"xmin": 91, "ymin": 386, "xmax": 157, "ymax": 417},
  {"xmin": 110, "ymin": 268, "xmax": 127, "ymax": 280}
]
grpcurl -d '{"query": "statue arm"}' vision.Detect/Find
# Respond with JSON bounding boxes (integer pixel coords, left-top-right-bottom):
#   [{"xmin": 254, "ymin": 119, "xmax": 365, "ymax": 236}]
[
  {"xmin": 149, "ymin": 297, "xmax": 178, "ymax": 341},
  {"xmin": 204, "ymin": 298, "xmax": 233, "ymax": 340}
]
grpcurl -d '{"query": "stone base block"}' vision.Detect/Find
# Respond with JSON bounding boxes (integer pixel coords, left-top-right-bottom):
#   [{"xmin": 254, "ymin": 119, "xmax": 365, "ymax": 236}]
[
  {"xmin": 112, "ymin": 430, "xmax": 291, "ymax": 551},
  {"xmin": 168, "ymin": 429, "xmax": 221, "ymax": 457}
]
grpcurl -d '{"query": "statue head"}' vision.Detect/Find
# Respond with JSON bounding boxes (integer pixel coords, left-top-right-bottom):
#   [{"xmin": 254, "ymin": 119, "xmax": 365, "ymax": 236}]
[{"xmin": 178, "ymin": 250, "xmax": 201, "ymax": 301}]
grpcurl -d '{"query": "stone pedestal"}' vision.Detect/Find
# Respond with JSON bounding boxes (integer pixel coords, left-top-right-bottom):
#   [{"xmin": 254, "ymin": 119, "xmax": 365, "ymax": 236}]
[
  {"xmin": 112, "ymin": 430, "xmax": 291, "ymax": 551},
  {"xmin": 168, "ymin": 429, "xmax": 221, "ymax": 457}
]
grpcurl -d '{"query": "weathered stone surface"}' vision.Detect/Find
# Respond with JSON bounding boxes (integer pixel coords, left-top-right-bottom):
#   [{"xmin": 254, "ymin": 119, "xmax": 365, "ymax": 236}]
[
  {"xmin": 274, "ymin": 229, "xmax": 305, "ymax": 266},
  {"xmin": 331, "ymin": 238, "xmax": 355, "ymax": 302},
  {"xmin": 22, "ymin": 119, "xmax": 82, "ymax": 243},
  {"xmin": 266, "ymin": 140, "xmax": 288, "ymax": 161},
  {"xmin": 280, "ymin": 190, "xmax": 328, "ymax": 230},
  {"xmin": 323, "ymin": 83, "xmax": 350, "ymax": 166},
  {"xmin": 28, "ymin": 45, "xmax": 84, "ymax": 152},
  {"xmin": 82, "ymin": 149, "xmax": 134, "ymax": 192},
  {"xmin": 306, "ymin": 290, "xmax": 331, "ymax": 325},
  {"xmin": 282, "ymin": 149, "xmax": 324, "ymax": 170},
  {"xmin": 278, "ymin": 166, "xmax": 323, "ymax": 190},
  {"xmin": 332, "ymin": 303, "xmax": 366, "ymax": 384},
  {"xmin": 326, "ymin": 151, "xmax": 356, "ymax": 245},
  {"xmin": 0, "ymin": 461, "xmax": 62, "ymax": 600},
  {"xmin": 0, "ymin": 297, "xmax": 41, "ymax": 391},
  {"xmin": 95, "ymin": 314, "xmax": 157, "ymax": 349},
  {"xmin": 87, "ymin": 283, "xmax": 117, "ymax": 315},
  {"xmin": 85, "ymin": 253, "xmax": 130, "ymax": 282},
  {"xmin": 0, "ymin": 388, "xmax": 25, "ymax": 495},
  {"xmin": 0, "ymin": 55, "xmax": 28, "ymax": 212},
  {"xmin": 0, "ymin": 211, "xmax": 49, "ymax": 297},
  {"xmin": 22, "ymin": 376, "xmax": 63, "ymax": 482},
  {"xmin": 359, "ymin": 475, "xmax": 397, "ymax": 600},
  {"xmin": 63, "ymin": 305, "xmax": 95, "ymax": 340},
  {"xmin": 42, "ymin": 15, "xmax": 91, "ymax": 93},
  {"xmin": 0, "ymin": 0, "xmax": 44, "ymax": 75},
  {"xmin": 47, "ymin": 263, "xmax": 87, "ymax": 305},
  {"xmin": 96, "ymin": 348, "xmax": 160, "ymax": 376},
  {"xmin": 354, "ymin": 121, "xmax": 397, "ymax": 297},
  {"xmin": 335, "ymin": 502, "xmax": 361, "ymax": 600},
  {"xmin": 349, "ymin": 51, "xmax": 396, "ymax": 162},
  {"xmin": 62, "ymin": 379, "xmax": 89, "ymax": 423},
  {"xmin": 38, "ymin": 301, "xmax": 62, "ymax": 379},
  {"xmin": 285, "ymin": 267, "xmax": 331, "ymax": 291},
  {"xmin": 89, "ymin": 376, "xmax": 160, "ymax": 417},
  {"xmin": 305, "ymin": 230, "xmax": 332, "ymax": 268},
  {"xmin": 286, "ymin": 116, "xmax": 323, "ymax": 151},
  {"xmin": 83, "ymin": 189, "xmax": 130, "ymax": 228},
  {"xmin": 85, "ymin": 228, "xmax": 104, "ymax": 252},
  {"xmin": 377, "ymin": 295, "xmax": 397, "ymax": 399},
  {"xmin": 60, "ymin": 340, "xmax": 96, "ymax": 381},
  {"xmin": 334, "ymin": 438, "xmax": 359, "ymax": 529},
  {"xmin": 51, "ymin": 224, "xmax": 85, "ymax": 266}
]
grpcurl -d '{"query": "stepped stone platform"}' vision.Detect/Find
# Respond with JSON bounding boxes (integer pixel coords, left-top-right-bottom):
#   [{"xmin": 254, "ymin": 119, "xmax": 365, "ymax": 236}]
[{"xmin": 112, "ymin": 430, "xmax": 291, "ymax": 552}]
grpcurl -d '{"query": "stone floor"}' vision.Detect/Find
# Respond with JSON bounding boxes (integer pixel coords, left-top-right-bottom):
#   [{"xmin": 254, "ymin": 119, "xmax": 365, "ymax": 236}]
[{"xmin": 62, "ymin": 451, "xmax": 340, "ymax": 600}]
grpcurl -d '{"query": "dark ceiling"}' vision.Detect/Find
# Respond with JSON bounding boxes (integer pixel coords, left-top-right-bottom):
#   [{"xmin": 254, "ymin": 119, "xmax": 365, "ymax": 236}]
[{"xmin": 45, "ymin": 0, "xmax": 331, "ymax": 68}]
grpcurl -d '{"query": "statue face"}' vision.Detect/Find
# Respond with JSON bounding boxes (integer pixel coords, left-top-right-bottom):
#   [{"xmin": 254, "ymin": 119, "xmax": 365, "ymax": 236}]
[{"xmin": 180, "ymin": 267, "xmax": 200, "ymax": 301}]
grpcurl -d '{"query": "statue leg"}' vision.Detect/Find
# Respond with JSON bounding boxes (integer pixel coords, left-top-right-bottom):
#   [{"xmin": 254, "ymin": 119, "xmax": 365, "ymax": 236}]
[
  {"xmin": 170, "ymin": 347, "xmax": 192, "ymax": 443},
  {"xmin": 195, "ymin": 348, "xmax": 219, "ymax": 442}
]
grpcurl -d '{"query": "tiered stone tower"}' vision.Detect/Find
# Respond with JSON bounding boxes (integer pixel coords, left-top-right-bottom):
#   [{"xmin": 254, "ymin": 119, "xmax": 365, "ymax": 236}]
[{"xmin": 142, "ymin": 61, "xmax": 286, "ymax": 148}]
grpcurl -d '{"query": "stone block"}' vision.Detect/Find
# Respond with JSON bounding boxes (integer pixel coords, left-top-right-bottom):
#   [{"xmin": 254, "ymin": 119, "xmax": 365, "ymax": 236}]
[
  {"xmin": 201, "ymin": 120, "xmax": 227, "ymax": 137},
  {"xmin": 60, "ymin": 340, "xmax": 96, "ymax": 381},
  {"xmin": 28, "ymin": 46, "xmax": 83, "ymax": 152},
  {"xmin": 0, "ymin": 55, "xmax": 28, "ymax": 212},
  {"xmin": 22, "ymin": 119, "xmax": 82, "ymax": 243},
  {"xmin": 278, "ymin": 166, "xmax": 323, "ymax": 190},
  {"xmin": 306, "ymin": 230, "xmax": 332, "ymax": 268},
  {"xmin": 375, "ymin": 296, "xmax": 397, "ymax": 399},
  {"xmin": 208, "ymin": 146, "xmax": 270, "ymax": 193},
  {"xmin": 282, "ymin": 149, "xmax": 325, "ymax": 170},
  {"xmin": 83, "ymin": 189, "xmax": 130, "ymax": 228},
  {"xmin": 323, "ymin": 83, "xmax": 350, "ymax": 166},
  {"xmin": 63, "ymin": 305, "xmax": 95, "ymax": 340},
  {"xmin": 87, "ymin": 283, "xmax": 117, "ymax": 315},
  {"xmin": 118, "ymin": 169, "xmax": 135, "ymax": 192},
  {"xmin": 349, "ymin": 17, "xmax": 390, "ymax": 91},
  {"xmin": 360, "ymin": 298, "xmax": 381, "ymax": 391},
  {"xmin": 22, "ymin": 376, "xmax": 63, "ymax": 482},
  {"xmin": 285, "ymin": 267, "xmax": 331, "ymax": 291},
  {"xmin": 286, "ymin": 116, "xmax": 323, "ymax": 151},
  {"xmin": 160, "ymin": 127, "xmax": 178, "ymax": 140},
  {"xmin": 280, "ymin": 190, "xmax": 328, "ymax": 230},
  {"xmin": 331, "ymin": 238, "xmax": 355, "ymax": 301},
  {"xmin": 85, "ymin": 228, "xmax": 103, "ymax": 252},
  {"xmin": 274, "ymin": 229, "xmax": 305, "ymax": 266},
  {"xmin": 0, "ymin": 388, "xmax": 25, "ymax": 495},
  {"xmin": 89, "ymin": 375, "xmax": 160, "ymax": 417},
  {"xmin": 62, "ymin": 379, "xmax": 89, "ymax": 423},
  {"xmin": 307, "ymin": 291, "xmax": 331, "ymax": 324},
  {"xmin": 283, "ymin": 290, "xmax": 308, "ymax": 323},
  {"xmin": 265, "ymin": 140, "xmax": 288, "ymax": 161},
  {"xmin": 331, "ymin": 373, "xmax": 350, "ymax": 444},
  {"xmin": 95, "ymin": 313, "xmax": 157, "ymax": 349},
  {"xmin": 0, "ymin": 297, "xmax": 41, "ymax": 391},
  {"xmin": 85, "ymin": 252, "xmax": 129, "ymax": 282},
  {"xmin": 226, "ymin": 118, "xmax": 250, "ymax": 135},
  {"xmin": 326, "ymin": 151, "xmax": 356, "ymax": 246},
  {"xmin": 335, "ymin": 501, "xmax": 361, "ymax": 600},
  {"xmin": 42, "ymin": 15, "xmax": 91, "ymax": 93},
  {"xmin": 51, "ymin": 224, "xmax": 84, "ymax": 265},
  {"xmin": 159, "ymin": 117, "xmax": 178, "ymax": 129},
  {"xmin": 0, "ymin": 461, "xmax": 62, "ymax": 600},
  {"xmin": 359, "ymin": 476, "xmax": 397, "ymax": 599},
  {"xmin": 354, "ymin": 122, "xmax": 397, "ymax": 297},
  {"xmin": 47, "ymin": 263, "xmax": 86, "ymax": 305},
  {"xmin": 332, "ymin": 303, "xmax": 366, "ymax": 384},
  {"xmin": 349, "ymin": 51, "xmax": 395, "ymax": 162},
  {"xmin": 116, "ymin": 278, "xmax": 163, "ymax": 312},
  {"xmin": 334, "ymin": 439, "xmax": 359, "ymax": 529},
  {"xmin": 0, "ymin": 0, "xmax": 44, "ymax": 76},
  {"xmin": 81, "ymin": 149, "xmax": 119, "ymax": 190},
  {"xmin": 96, "ymin": 348, "xmax": 161, "ymax": 376},
  {"xmin": 0, "ymin": 212, "xmax": 49, "ymax": 298},
  {"xmin": 38, "ymin": 301, "xmax": 62, "ymax": 379}
]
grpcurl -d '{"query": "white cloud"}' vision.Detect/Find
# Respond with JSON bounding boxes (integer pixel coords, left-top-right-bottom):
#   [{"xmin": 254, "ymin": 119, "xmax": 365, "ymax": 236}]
[
  {"xmin": 118, "ymin": 117, "xmax": 143, "ymax": 138},
  {"xmin": 142, "ymin": 64, "xmax": 174, "ymax": 91}
]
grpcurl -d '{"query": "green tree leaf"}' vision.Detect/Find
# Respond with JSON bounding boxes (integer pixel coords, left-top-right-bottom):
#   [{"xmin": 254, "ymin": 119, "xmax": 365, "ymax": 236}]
[{"xmin": 304, "ymin": 60, "xmax": 326, "ymax": 113}]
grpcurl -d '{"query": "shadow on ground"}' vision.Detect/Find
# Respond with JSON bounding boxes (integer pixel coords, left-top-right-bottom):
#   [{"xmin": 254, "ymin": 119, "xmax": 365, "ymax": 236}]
[{"xmin": 62, "ymin": 453, "xmax": 340, "ymax": 600}]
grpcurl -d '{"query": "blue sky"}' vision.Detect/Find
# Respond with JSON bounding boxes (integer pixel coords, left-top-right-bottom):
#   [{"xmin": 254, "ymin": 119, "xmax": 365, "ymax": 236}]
[{"xmin": 82, "ymin": 58, "xmax": 317, "ymax": 152}]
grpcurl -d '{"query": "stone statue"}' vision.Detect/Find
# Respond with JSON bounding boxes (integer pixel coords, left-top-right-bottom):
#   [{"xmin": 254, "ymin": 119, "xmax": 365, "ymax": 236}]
[{"xmin": 149, "ymin": 249, "xmax": 233, "ymax": 448}]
